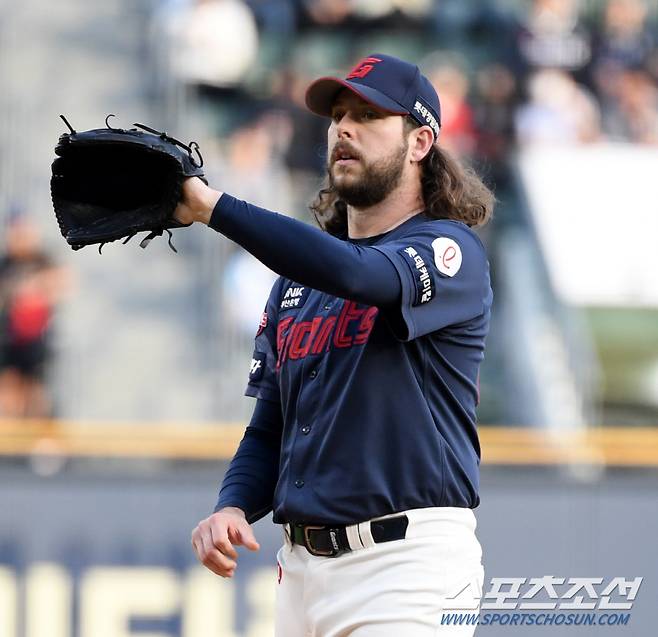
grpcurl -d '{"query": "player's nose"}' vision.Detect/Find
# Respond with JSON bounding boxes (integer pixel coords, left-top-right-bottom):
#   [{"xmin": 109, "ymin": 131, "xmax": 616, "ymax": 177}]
[{"xmin": 336, "ymin": 113, "xmax": 356, "ymax": 139}]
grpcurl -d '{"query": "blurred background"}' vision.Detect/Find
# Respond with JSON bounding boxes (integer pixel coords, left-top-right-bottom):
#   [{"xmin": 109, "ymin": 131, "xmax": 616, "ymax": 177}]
[{"xmin": 0, "ymin": 0, "xmax": 657, "ymax": 635}]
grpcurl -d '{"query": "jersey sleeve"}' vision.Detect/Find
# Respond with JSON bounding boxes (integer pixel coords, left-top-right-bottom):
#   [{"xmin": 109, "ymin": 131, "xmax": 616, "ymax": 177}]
[
  {"xmin": 371, "ymin": 221, "xmax": 491, "ymax": 341},
  {"xmin": 244, "ymin": 277, "xmax": 283, "ymax": 403}
]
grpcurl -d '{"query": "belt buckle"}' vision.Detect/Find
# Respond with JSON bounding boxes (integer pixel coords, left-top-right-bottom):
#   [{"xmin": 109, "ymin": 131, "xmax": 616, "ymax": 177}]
[{"xmin": 303, "ymin": 525, "xmax": 338, "ymax": 557}]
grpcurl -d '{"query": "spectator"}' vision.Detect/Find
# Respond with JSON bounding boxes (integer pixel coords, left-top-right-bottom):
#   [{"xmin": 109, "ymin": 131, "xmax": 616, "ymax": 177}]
[
  {"xmin": 271, "ymin": 65, "xmax": 329, "ymax": 209},
  {"xmin": 473, "ymin": 63, "xmax": 518, "ymax": 183},
  {"xmin": 515, "ymin": 68, "xmax": 601, "ymax": 145},
  {"xmin": 215, "ymin": 111, "xmax": 294, "ymax": 213},
  {"xmin": 298, "ymin": 0, "xmax": 355, "ymax": 28},
  {"xmin": 589, "ymin": 0, "xmax": 656, "ymax": 134},
  {"xmin": 299, "ymin": 0, "xmax": 431, "ymax": 31},
  {"xmin": 426, "ymin": 59, "xmax": 478, "ymax": 157},
  {"xmin": 350, "ymin": 0, "xmax": 432, "ymax": 28},
  {"xmin": 0, "ymin": 216, "xmax": 68, "ymax": 418},
  {"xmin": 214, "ymin": 114, "xmax": 293, "ymax": 343},
  {"xmin": 151, "ymin": 0, "xmax": 260, "ymax": 131},
  {"xmin": 601, "ymin": 68, "xmax": 658, "ymax": 143},
  {"xmin": 592, "ymin": 0, "xmax": 654, "ymax": 73},
  {"xmin": 515, "ymin": 0, "xmax": 592, "ymax": 81},
  {"xmin": 170, "ymin": 0, "xmax": 259, "ymax": 90},
  {"xmin": 246, "ymin": 0, "xmax": 297, "ymax": 35}
]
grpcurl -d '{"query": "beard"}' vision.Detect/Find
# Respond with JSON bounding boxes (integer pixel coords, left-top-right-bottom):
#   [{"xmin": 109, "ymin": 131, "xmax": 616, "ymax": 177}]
[{"xmin": 328, "ymin": 140, "xmax": 408, "ymax": 208}]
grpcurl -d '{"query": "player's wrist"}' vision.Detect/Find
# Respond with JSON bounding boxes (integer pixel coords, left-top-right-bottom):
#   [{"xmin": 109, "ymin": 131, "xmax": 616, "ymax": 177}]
[
  {"xmin": 195, "ymin": 188, "xmax": 222, "ymax": 225},
  {"xmin": 218, "ymin": 506, "xmax": 247, "ymax": 519}
]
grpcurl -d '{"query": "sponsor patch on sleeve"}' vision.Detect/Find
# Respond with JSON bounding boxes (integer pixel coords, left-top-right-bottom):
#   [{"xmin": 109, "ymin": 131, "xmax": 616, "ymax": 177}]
[
  {"xmin": 432, "ymin": 237, "xmax": 463, "ymax": 277},
  {"xmin": 279, "ymin": 285, "xmax": 310, "ymax": 311},
  {"xmin": 398, "ymin": 246, "xmax": 435, "ymax": 305},
  {"xmin": 249, "ymin": 351, "xmax": 266, "ymax": 382}
]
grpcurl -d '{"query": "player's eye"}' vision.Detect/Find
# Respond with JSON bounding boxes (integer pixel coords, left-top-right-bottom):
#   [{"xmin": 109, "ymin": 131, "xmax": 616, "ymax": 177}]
[
  {"xmin": 363, "ymin": 110, "xmax": 377, "ymax": 119},
  {"xmin": 331, "ymin": 110, "xmax": 345, "ymax": 123}
]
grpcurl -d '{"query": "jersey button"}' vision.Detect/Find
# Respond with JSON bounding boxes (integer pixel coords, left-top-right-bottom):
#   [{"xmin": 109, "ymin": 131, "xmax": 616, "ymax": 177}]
[
  {"xmin": 309, "ymin": 370, "xmax": 318, "ymax": 379},
  {"xmin": 323, "ymin": 304, "xmax": 331, "ymax": 311},
  {"xmin": 301, "ymin": 425, "xmax": 311, "ymax": 435},
  {"xmin": 294, "ymin": 479, "xmax": 304, "ymax": 488}
]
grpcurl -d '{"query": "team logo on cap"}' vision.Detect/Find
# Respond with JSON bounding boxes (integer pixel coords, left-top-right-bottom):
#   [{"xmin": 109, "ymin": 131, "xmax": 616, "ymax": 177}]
[
  {"xmin": 413, "ymin": 98, "xmax": 440, "ymax": 138},
  {"xmin": 346, "ymin": 57, "xmax": 382, "ymax": 80}
]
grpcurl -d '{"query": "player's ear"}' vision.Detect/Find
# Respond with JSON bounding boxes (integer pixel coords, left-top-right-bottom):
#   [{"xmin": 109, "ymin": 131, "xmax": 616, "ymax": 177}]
[{"xmin": 409, "ymin": 126, "xmax": 434, "ymax": 163}]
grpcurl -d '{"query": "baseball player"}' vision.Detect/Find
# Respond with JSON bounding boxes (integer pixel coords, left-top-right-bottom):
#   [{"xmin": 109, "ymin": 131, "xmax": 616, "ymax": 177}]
[{"xmin": 179, "ymin": 53, "xmax": 494, "ymax": 636}]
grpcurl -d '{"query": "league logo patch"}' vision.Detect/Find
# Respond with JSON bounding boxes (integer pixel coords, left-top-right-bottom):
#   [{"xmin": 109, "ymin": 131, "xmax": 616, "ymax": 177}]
[
  {"xmin": 399, "ymin": 246, "xmax": 435, "ymax": 305},
  {"xmin": 249, "ymin": 351, "xmax": 266, "ymax": 382},
  {"xmin": 280, "ymin": 285, "xmax": 309, "ymax": 311},
  {"xmin": 432, "ymin": 237, "xmax": 462, "ymax": 277}
]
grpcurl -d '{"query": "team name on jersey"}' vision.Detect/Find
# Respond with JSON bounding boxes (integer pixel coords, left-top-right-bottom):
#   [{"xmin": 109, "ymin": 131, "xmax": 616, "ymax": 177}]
[
  {"xmin": 276, "ymin": 300, "xmax": 378, "ymax": 368},
  {"xmin": 280, "ymin": 286, "xmax": 308, "ymax": 310},
  {"xmin": 413, "ymin": 99, "xmax": 440, "ymax": 138},
  {"xmin": 400, "ymin": 246, "xmax": 435, "ymax": 305}
]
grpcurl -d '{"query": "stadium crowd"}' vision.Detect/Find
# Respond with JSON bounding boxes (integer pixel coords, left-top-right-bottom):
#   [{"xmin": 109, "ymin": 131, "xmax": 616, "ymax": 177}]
[
  {"xmin": 151, "ymin": 0, "xmax": 658, "ymax": 159},
  {"xmin": 2, "ymin": 0, "xmax": 657, "ymax": 420},
  {"xmin": 147, "ymin": 0, "xmax": 658, "ymax": 347}
]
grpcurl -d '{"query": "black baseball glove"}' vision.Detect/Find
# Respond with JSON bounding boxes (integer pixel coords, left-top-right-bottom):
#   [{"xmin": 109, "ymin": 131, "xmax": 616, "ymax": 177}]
[{"xmin": 50, "ymin": 115, "xmax": 205, "ymax": 253}]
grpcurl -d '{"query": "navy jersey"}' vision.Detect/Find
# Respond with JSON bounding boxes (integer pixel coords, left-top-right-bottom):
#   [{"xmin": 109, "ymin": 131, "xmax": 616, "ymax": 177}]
[{"xmin": 245, "ymin": 212, "xmax": 492, "ymax": 525}]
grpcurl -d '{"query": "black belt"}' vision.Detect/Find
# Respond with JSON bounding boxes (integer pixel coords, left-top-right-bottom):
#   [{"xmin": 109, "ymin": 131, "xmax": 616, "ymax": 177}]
[{"xmin": 288, "ymin": 514, "xmax": 409, "ymax": 557}]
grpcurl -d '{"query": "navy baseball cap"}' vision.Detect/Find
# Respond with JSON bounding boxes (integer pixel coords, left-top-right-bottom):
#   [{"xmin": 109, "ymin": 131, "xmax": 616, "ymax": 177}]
[{"xmin": 305, "ymin": 53, "xmax": 441, "ymax": 139}]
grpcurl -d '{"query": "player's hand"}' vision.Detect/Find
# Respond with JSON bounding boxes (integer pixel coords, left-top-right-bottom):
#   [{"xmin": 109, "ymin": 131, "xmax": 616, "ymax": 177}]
[
  {"xmin": 191, "ymin": 507, "xmax": 260, "ymax": 578},
  {"xmin": 174, "ymin": 177, "xmax": 222, "ymax": 226}
]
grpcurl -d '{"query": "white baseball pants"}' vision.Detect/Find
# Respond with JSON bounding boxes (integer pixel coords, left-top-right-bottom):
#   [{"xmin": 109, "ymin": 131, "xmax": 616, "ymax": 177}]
[{"xmin": 274, "ymin": 507, "xmax": 484, "ymax": 637}]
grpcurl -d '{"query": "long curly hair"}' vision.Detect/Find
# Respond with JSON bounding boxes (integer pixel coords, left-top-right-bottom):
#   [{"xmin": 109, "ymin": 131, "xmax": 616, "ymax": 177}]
[{"xmin": 310, "ymin": 116, "xmax": 495, "ymax": 237}]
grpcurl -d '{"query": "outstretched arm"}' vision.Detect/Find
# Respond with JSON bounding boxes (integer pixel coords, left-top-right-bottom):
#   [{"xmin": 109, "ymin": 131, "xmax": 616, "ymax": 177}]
[{"xmin": 175, "ymin": 178, "xmax": 402, "ymax": 308}]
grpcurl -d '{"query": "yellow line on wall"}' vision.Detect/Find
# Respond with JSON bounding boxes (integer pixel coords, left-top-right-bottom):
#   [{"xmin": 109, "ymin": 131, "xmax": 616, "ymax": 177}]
[{"xmin": 1, "ymin": 419, "xmax": 658, "ymax": 467}]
